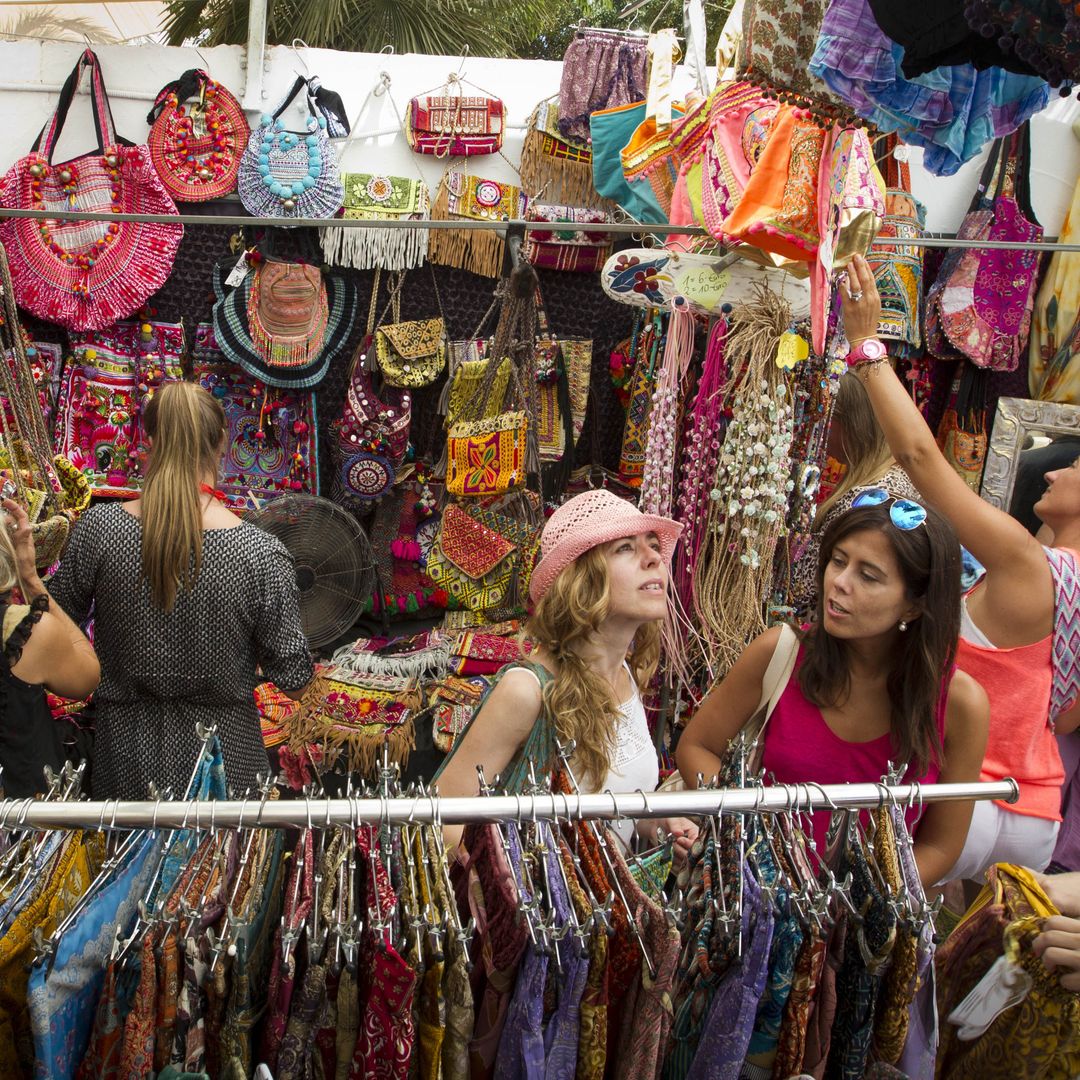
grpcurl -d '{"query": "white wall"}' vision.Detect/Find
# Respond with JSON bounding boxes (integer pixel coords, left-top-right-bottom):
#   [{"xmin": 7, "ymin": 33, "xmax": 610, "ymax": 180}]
[{"xmin": 0, "ymin": 39, "xmax": 1077, "ymax": 235}]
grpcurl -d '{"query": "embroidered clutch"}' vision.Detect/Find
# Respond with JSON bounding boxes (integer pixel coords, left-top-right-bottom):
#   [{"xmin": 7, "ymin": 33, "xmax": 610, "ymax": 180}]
[
  {"xmin": 446, "ymin": 411, "xmax": 527, "ymax": 497},
  {"xmin": 520, "ymin": 98, "xmax": 600, "ymax": 207},
  {"xmin": 438, "ymin": 503, "xmax": 516, "ymax": 578},
  {"xmin": 406, "ymin": 94, "xmax": 505, "ymax": 157},
  {"xmin": 375, "ymin": 318, "xmax": 447, "ymax": 388},
  {"xmin": 320, "ymin": 173, "xmax": 430, "ymax": 271},
  {"xmin": 523, "ymin": 203, "xmax": 613, "ymax": 273}
]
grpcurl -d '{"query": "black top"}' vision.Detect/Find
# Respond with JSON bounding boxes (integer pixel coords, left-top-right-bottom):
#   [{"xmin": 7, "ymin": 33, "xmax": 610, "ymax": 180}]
[{"xmin": 0, "ymin": 597, "xmax": 65, "ymax": 797}]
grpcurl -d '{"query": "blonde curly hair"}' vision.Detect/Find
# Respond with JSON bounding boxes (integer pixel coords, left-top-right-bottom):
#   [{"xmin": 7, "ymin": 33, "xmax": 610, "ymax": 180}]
[{"xmin": 522, "ymin": 545, "xmax": 660, "ymax": 789}]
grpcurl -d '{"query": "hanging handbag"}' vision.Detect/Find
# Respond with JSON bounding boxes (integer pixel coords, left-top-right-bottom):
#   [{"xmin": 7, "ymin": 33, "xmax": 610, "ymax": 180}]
[
  {"xmin": 321, "ymin": 79, "xmax": 430, "ymax": 271},
  {"xmin": 429, "ymin": 169, "xmax": 526, "ymax": 279},
  {"xmin": 0, "ymin": 49, "xmax": 183, "ymax": 332},
  {"xmin": 54, "ymin": 319, "xmax": 185, "ymax": 497},
  {"xmin": 374, "ymin": 267, "xmax": 448, "ymax": 388},
  {"xmin": 939, "ymin": 125, "xmax": 1043, "ymax": 372},
  {"xmin": 191, "ymin": 324, "xmax": 318, "ymax": 512},
  {"xmin": 519, "ymin": 96, "xmax": 602, "ymax": 207},
  {"xmin": 522, "ymin": 203, "xmax": 613, "ymax": 273},
  {"xmin": 866, "ymin": 138, "xmax": 926, "ymax": 356},
  {"xmin": 446, "ymin": 411, "xmax": 528, "ymax": 498},
  {"xmin": 425, "ymin": 501, "xmax": 535, "ymax": 612},
  {"xmin": 405, "ymin": 80, "xmax": 505, "ymax": 157},
  {"xmin": 936, "ymin": 365, "xmax": 990, "ymax": 492},
  {"xmin": 236, "ymin": 74, "xmax": 349, "ymax": 220},
  {"xmin": 146, "ymin": 68, "xmax": 249, "ymax": 203}
]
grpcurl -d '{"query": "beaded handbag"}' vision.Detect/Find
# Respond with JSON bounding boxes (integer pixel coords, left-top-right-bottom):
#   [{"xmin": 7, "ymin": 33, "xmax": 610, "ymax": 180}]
[
  {"xmin": 0, "ymin": 49, "xmax": 183, "ymax": 332},
  {"xmin": 236, "ymin": 75, "xmax": 348, "ymax": 220},
  {"xmin": 191, "ymin": 323, "xmax": 318, "ymax": 513},
  {"xmin": 446, "ymin": 411, "xmax": 527, "ymax": 497},
  {"xmin": 405, "ymin": 85, "xmax": 505, "ymax": 157},
  {"xmin": 146, "ymin": 69, "xmax": 249, "ymax": 203},
  {"xmin": 54, "ymin": 319, "xmax": 185, "ymax": 497}
]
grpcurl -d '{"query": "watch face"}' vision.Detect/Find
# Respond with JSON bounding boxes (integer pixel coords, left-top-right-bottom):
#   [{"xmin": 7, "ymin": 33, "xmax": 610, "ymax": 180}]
[{"xmin": 861, "ymin": 339, "xmax": 887, "ymax": 360}]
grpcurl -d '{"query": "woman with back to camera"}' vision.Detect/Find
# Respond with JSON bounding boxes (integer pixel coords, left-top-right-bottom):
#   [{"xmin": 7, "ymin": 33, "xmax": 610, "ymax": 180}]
[
  {"xmin": 435, "ymin": 488, "xmax": 699, "ymax": 861},
  {"xmin": 50, "ymin": 381, "xmax": 313, "ymax": 799},
  {"xmin": 842, "ymin": 253, "xmax": 1080, "ymax": 882},
  {"xmin": 678, "ymin": 499, "xmax": 989, "ymax": 889},
  {"xmin": 790, "ymin": 370, "xmax": 919, "ymax": 616},
  {"xmin": 0, "ymin": 498, "xmax": 99, "ymax": 795}
]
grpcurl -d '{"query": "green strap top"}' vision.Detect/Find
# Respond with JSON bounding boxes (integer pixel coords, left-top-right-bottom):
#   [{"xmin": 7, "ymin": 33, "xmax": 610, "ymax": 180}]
[{"xmin": 431, "ymin": 659, "xmax": 558, "ymax": 796}]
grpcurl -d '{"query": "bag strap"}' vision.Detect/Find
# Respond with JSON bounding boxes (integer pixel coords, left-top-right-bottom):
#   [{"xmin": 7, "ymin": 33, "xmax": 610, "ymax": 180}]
[
  {"xmin": 146, "ymin": 68, "xmax": 207, "ymax": 124},
  {"xmin": 756, "ymin": 623, "xmax": 799, "ymax": 720},
  {"xmin": 306, "ymin": 76, "xmax": 350, "ymax": 138},
  {"xmin": 34, "ymin": 48, "xmax": 119, "ymax": 161},
  {"xmin": 1010, "ymin": 122, "xmax": 1038, "ymax": 223},
  {"xmin": 968, "ymin": 137, "xmax": 1005, "ymax": 214}
]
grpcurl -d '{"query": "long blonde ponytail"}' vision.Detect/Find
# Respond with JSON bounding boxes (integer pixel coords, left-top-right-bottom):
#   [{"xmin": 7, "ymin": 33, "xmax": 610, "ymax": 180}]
[{"xmin": 140, "ymin": 382, "xmax": 227, "ymax": 612}]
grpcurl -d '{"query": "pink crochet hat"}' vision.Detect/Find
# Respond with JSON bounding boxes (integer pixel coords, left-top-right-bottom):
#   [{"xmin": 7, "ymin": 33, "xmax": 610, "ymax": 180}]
[{"xmin": 529, "ymin": 489, "xmax": 683, "ymax": 604}]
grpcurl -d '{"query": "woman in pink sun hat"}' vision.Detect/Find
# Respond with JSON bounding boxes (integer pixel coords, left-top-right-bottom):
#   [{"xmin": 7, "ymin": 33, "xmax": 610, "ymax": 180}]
[{"xmin": 434, "ymin": 488, "xmax": 699, "ymax": 859}]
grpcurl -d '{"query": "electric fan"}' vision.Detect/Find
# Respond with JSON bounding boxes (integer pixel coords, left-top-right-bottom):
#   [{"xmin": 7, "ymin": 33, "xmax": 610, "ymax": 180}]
[{"xmin": 251, "ymin": 494, "xmax": 377, "ymax": 649}]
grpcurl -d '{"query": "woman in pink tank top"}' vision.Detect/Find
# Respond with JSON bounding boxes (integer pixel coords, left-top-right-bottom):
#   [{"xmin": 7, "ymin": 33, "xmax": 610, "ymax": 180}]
[
  {"xmin": 842, "ymin": 254, "xmax": 1080, "ymax": 881},
  {"xmin": 678, "ymin": 500, "xmax": 989, "ymax": 889}
]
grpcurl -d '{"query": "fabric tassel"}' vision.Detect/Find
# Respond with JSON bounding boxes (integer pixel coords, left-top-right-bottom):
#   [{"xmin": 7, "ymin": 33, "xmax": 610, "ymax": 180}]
[
  {"xmin": 319, "ymin": 223, "xmax": 430, "ymax": 272},
  {"xmin": 428, "ymin": 183, "xmax": 507, "ymax": 280}
]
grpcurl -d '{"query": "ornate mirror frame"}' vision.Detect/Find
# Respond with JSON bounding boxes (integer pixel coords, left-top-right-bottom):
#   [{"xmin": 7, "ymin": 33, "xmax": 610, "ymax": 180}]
[{"xmin": 981, "ymin": 396, "xmax": 1080, "ymax": 511}]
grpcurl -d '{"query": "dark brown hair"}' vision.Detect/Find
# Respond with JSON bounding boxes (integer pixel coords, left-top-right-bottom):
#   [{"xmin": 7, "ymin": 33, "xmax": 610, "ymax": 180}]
[{"xmin": 798, "ymin": 502, "xmax": 961, "ymax": 774}]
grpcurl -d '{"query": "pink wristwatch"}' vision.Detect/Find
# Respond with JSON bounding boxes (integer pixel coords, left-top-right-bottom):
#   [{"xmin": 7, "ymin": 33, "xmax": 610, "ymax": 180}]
[{"xmin": 846, "ymin": 337, "xmax": 887, "ymax": 366}]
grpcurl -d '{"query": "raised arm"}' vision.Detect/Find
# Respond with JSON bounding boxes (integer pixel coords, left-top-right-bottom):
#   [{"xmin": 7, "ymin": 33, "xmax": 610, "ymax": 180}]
[
  {"xmin": 841, "ymin": 256, "xmax": 1051, "ymax": 606},
  {"xmin": 676, "ymin": 626, "xmax": 780, "ymax": 787}
]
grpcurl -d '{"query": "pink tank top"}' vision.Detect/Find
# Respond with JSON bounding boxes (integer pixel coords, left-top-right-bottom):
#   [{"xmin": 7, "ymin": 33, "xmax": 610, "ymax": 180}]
[{"xmin": 761, "ymin": 648, "xmax": 945, "ymax": 852}]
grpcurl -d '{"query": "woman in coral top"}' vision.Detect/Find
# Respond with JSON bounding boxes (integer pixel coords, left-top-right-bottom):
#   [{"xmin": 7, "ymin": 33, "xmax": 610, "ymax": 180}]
[{"xmin": 841, "ymin": 253, "xmax": 1080, "ymax": 882}]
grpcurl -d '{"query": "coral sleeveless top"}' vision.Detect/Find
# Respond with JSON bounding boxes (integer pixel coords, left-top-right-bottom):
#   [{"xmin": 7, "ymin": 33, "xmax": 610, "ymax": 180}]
[
  {"xmin": 761, "ymin": 648, "xmax": 945, "ymax": 852},
  {"xmin": 957, "ymin": 587, "xmax": 1062, "ymax": 820}
]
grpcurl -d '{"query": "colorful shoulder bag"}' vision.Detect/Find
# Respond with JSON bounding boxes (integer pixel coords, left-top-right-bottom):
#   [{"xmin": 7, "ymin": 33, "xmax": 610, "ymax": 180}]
[
  {"xmin": 0, "ymin": 49, "xmax": 183, "ymax": 332},
  {"xmin": 190, "ymin": 323, "xmax": 318, "ymax": 512},
  {"xmin": 939, "ymin": 125, "xmax": 1043, "ymax": 372},
  {"xmin": 866, "ymin": 138, "xmax": 926, "ymax": 356},
  {"xmin": 523, "ymin": 203, "xmax": 613, "ymax": 273},
  {"xmin": 406, "ymin": 79, "xmax": 505, "ymax": 157},
  {"xmin": 429, "ymin": 169, "xmax": 527, "ymax": 279},
  {"xmin": 236, "ymin": 74, "xmax": 349, "ymax": 220},
  {"xmin": 374, "ymin": 266, "xmax": 447, "ymax": 388},
  {"xmin": 519, "ymin": 96, "xmax": 602, "ymax": 207},
  {"xmin": 146, "ymin": 68, "xmax": 249, "ymax": 203}
]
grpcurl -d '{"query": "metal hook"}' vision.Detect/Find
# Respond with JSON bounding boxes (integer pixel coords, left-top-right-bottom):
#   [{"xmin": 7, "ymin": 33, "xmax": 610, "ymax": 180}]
[
  {"xmin": 290, "ymin": 38, "xmax": 311, "ymax": 78},
  {"xmin": 455, "ymin": 44, "xmax": 470, "ymax": 77},
  {"xmin": 374, "ymin": 70, "xmax": 392, "ymax": 98}
]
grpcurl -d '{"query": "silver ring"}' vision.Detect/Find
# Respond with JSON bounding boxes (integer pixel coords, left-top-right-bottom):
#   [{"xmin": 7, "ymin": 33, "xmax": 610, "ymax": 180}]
[{"xmin": 851, "ymin": 291, "xmax": 864, "ymax": 302}]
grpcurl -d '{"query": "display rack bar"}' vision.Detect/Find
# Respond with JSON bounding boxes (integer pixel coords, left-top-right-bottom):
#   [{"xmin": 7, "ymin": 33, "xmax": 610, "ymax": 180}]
[
  {"xmin": 0, "ymin": 779, "xmax": 1018, "ymax": 831},
  {"xmin": 0, "ymin": 207, "xmax": 1071, "ymax": 252}
]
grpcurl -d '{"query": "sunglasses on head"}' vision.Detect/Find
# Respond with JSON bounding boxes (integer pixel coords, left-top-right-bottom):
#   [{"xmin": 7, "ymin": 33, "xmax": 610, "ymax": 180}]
[{"xmin": 850, "ymin": 487, "xmax": 928, "ymax": 531}]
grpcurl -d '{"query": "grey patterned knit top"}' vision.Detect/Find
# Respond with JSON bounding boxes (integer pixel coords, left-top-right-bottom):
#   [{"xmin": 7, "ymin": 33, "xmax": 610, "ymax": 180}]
[{"xmin": 51, "ymin": 503, "xmax": 313, "ymax": 799}]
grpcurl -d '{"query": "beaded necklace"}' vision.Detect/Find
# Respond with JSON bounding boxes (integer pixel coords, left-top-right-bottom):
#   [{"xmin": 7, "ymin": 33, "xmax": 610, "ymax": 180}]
[{"xmin": 255, "ymin": 113, "xmax": 328, "ymax": 212}]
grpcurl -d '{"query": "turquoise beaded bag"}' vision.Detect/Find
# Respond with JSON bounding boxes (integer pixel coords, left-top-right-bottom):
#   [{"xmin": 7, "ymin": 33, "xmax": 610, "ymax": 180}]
[{"xmin": 237, "ymin": 74, "xmax": 348, "ymax": 220}]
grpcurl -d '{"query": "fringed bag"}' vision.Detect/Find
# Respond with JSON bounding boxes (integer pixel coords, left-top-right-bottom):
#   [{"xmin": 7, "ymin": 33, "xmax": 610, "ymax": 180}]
[
  {"xmin": 321, "ymin": 79, "xmax": 431, "ymax": 270},
  {"xmin": 520, "ymin": 97, "xmax": 604, "ymax": 208},
  {"xmin": 321, "ymin": 174, "xmax": 430, "ymax": 271},
  {"xmin": 236, "ymin": 74, "xmax": 349, "ymax": 220},
  {"xmin": 429, "ymin": 170, "xmax": 526, "ymax": 279},
  {"xmin": 288, "ymin": 666, "xmax": 421, "ymax": 776}
]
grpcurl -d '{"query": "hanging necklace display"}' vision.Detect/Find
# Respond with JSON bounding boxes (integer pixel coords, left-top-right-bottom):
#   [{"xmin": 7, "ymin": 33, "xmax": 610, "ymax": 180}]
[
  {"xmin": 146, "ymin": 69, "xmax": 249, "ymax": 203},
  {"xmin": 237, "ymin": 74, "xmax": 348, "ymax": 220}
]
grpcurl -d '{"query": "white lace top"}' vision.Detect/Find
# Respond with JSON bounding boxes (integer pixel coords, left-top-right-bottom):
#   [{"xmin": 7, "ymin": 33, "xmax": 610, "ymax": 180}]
[{"xmin": 508, "ymin": 662, "xmax": 660, "ymax": 846}]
